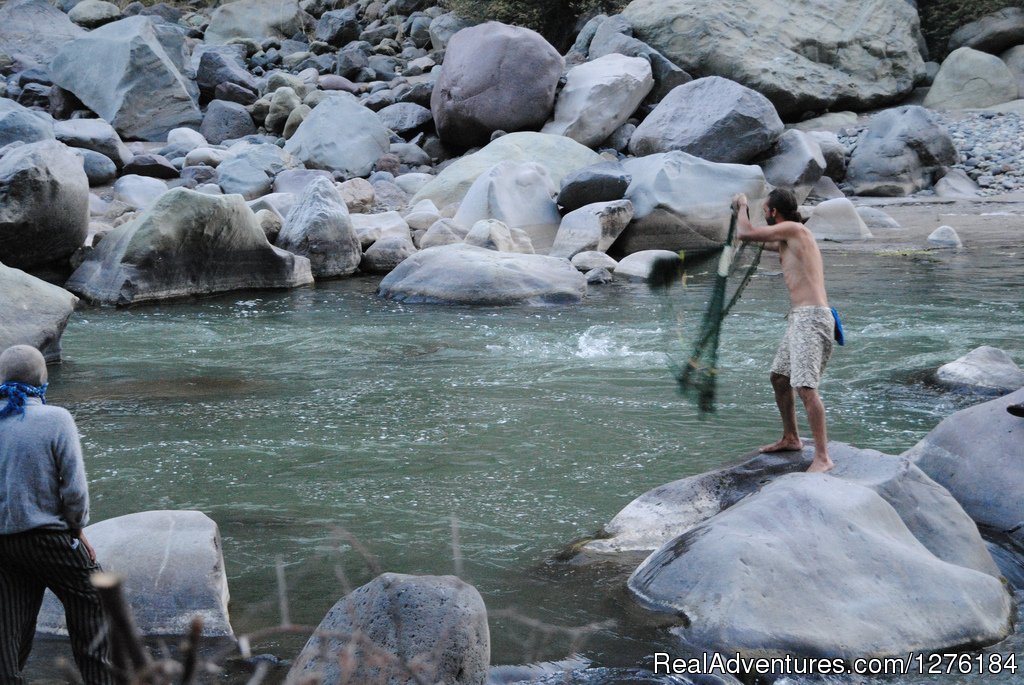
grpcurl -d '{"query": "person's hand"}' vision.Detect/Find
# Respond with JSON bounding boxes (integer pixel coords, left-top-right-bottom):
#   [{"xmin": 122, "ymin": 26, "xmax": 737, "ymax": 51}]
[
  {"xmin": 732, "ymin": 193, "xmax": 748, "ymax": 211},
  {"xmin": 78, "ymin": 531, "xmax": 97, "ymax": 563}
]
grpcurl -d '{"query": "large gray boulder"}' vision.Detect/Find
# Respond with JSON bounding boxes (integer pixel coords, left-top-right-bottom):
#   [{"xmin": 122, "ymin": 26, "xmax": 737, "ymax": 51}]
[
  {"xmin": 627, "ymin": 471, "xmax": 1012, "ymax": 660},
  {"xmin": 49, "ymin": 16, "xmax": 201, "ymax": 141},
  {"xmin": 584, "ymin": 443, "xmax": 1001, "ymax": 577},
  {"xmin": 934, "ymin": 346, "xmax": 1024, "ymax": 395},
  {"xmin": 923, "ymin": 48, "xmax": 1019, "ymax": 110},
  {"xmin": 204, "ymin": 0, "xmax": 311, "ymax": 45},
  {"xmin": 622, "ymin": 0, "xmax": 924, "ymax": 117},
  {"xmin": 431, "ymin": 22, "xmax": 564, "ymax": 148},
  {"xmin": 0, "ymin": 140, "xmax": 89, "ymax": 271},
  {"xmin": 0, "ymin": 0, "xmax": 85, "ymax": 71},
  {"xmin": 541, "ymin": 54, "xmax": 653, "ymax": 148},
  {"xmin": 0, "ymin": 262, "xmax": 77, "ymax": 363},
  {"xmin": 284, "ymin": 93, "xmax": 390, "ymax": 177},
  {"xmin": 1002, "ymin": 45, "xmax": 1024, "ymax": 98},
  {"xmin": 549, "ymin": 200, "xmax": 634, "ymax": 260},
  {"xmin": 288, "ymin": 573, "xmax": 489, "ymax": 685},
  {"xmin": 66, "ymin": 188, "xmax": 313, "ymax": 305},
  {"xmin": 906, "ymin": 387, "xmax": 1024, "ymax": 533},
  {"xmin": 411, "ymin": 132, "xmax": 602, "ymax": 211},
  {"xmin": 614, "ymin": 152, "xmax": 768, "ymax": 255},
  {"xmin": 53, "ymin": 119, "xmax": 132, "ymax": 170},
  {"xmin": 845, "ymin": 106, "xmax": 959, "ymax": 196},
  {"xmin": 452, "ymin": 161, "xmax": 561, "ymax": 254},
  {"xmin": 276, "ymin": 176, "xmax": 362, "ymax": 278},
  {"xmin": 37, "ymin": 511, "xmax": 232, "ymax": 637},
  {"xmin": 586, "ymin": 15, "xmax": 692, "ymax": 102},
  {"xmin": 629, "ymin": 77, "xmax": 783, "ymax": 163},
  {"xmin": 379, "ymin": 244, "xmax": 586, "ymax": 305},
  {"xmin": 0, "ymin": 98, "xmax": 54, "ymax": 148},
  {"xmin": 757, "ymin": 129, "xmax": 825, "ymax": 199},
  {"xmin": 216, "ymin": 142, "xmax": 300, "ymax": 200},
  {"xmin": 949, "ymin": 7, "xmax": 1024, "ymax": 55}
]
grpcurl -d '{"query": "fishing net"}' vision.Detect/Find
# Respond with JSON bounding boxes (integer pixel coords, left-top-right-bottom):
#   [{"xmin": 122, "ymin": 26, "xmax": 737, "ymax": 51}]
[{"xmin": 647, "ymin": 207, "xmax": 764, "ymax": 414}]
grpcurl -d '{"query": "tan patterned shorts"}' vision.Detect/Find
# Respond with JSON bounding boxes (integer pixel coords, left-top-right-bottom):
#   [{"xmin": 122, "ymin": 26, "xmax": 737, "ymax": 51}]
[{"xmin": 770, "ymin": 306, "xmax": 834, "ymax": 389}]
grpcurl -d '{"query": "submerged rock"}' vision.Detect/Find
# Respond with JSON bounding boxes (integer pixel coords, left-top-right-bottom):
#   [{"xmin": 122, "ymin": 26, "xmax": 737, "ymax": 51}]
[
  {"xmin": 906, "ymin": 387, "xmax": 1024, "ymax": 534},
  {"xmin": 289, "ymin": 573, "xmax": 489, "ymax": 685},
  {"xmin": 935, "ymin": 346, "xmax": 1024, "ymax": 395},
  {"xmin": 37, "ymin": 510, "xmax": 233, "ymax": 637},
  {"xmin": 379, "ymin": 243, "xmax": 586, "ymax": 305},
  {"xmin": 0, "ymin": 262, "xmax": 78, "ymax": 363},
  {"xmin": 66, "ymin": 188, "xmax": 313, "ymax": 305}
]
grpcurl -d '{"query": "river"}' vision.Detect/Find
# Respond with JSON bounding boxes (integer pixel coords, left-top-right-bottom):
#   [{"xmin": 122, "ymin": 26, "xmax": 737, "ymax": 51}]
[{"xmin": 34, "ymin": 233, "xmax": 1024, "ymax": 683}]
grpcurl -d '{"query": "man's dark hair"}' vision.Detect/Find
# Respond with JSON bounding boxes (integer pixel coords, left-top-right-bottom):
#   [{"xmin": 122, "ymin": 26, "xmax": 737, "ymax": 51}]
[{"xmin": 766, "ymin": 188, "xmax": 805, "ymax": 223}]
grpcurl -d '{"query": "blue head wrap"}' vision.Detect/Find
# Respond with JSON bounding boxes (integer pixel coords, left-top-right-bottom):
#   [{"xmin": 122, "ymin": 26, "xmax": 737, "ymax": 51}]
[{"xmin": 0, "ymin": 382, "xmax": 48, "ymax": 419}]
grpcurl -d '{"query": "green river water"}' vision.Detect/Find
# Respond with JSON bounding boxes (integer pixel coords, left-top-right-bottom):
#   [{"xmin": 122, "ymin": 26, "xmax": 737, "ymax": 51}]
[{"xmin": 32, "ymin": 240, "xmax": 1024, "ymax": 683}]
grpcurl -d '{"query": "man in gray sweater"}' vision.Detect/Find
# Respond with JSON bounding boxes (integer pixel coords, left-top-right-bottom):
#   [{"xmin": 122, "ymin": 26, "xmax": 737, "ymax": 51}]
[{"xmin": 0, "ymin": 345, "xmax": 112, "ymax": 685}]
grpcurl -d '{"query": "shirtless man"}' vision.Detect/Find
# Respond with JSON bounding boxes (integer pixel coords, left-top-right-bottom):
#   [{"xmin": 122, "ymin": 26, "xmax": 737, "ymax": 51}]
[{"xmin": 733, "ymin": 189, "xmax": 835, "ymax": 473}]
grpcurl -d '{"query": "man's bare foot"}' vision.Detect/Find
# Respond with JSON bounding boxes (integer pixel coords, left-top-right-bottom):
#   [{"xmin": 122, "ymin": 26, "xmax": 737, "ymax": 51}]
[
  {"xmin": 807, "ymin": 455, "xmax": 834, "ymax": 473},
  {"xmin": 759, "ymin": 437, "xmax": 803, "ymax": 453}
]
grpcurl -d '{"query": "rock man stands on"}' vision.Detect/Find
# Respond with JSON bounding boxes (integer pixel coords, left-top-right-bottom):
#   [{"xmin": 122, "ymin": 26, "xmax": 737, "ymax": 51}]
[
  {"xmin": 733, "ymin": 189, "xmax": 836, "ymax": 473},
  {"xmin": 0, "ymin": 345, "xmax": 112, "ymax": 684}
]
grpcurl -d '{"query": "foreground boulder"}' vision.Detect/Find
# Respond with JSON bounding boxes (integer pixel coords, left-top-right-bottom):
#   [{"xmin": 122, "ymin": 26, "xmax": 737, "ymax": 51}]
[
  {"xmin": 37, "ymin": 510, "xmax": 233, "ymax": 637},
  {"xmin": 623, "ymin": 0, "xmax": 924, "ymax": 117},
  {"xmin": 0, "ymin": 140, "xmax": 89, "ymax": 271},
  {"xmin": 411, "ymin": 133, "xmax": 603, "ymax": 210},
  {"xmin": 581, "ymin": 444, "xmax": 1002, "ymax": 578},
  {"xmin": 845, "ymin": 106, "xmax": 958, "ymax": 196},
  {"xmin": 906, "ymin": 387, "xmax": 1024, "ymax": 533},
  {"xmin": 66, "ymin": 188, "xmax": 313, "ymax": 305},
  {"xmin": 49, "ymin": 16, "xmax": 201, "ymax": 140},
  {"xmin": 629, "ymin": 77, "xmax": 783, "ymax": 163},
  {"xmin": 614, "ymin": 152, "xmax": 768, "ymax": 255},
  {"xmin": 935, "ymin": 346, "xmax": 1024, "ymax": 395},
  {"xmin": 288, "ymin": 573, "xmax": 489, "ymax": 685},
  {"xmin": 628, "ymin": 471, "xmax": 1012, "ymax": 660},
  {"xmin": 452, "ymin": 161, "xmax": 560, "ymax": 254},
  {"xmin": 276, "ymin": 176, "xmax": 361, "ymax": 278},
  {"xmin": 431, "ymin": 22, "xmax": 563, "ymax": 148},
  {"xmin": 0, "ymin": 262, "xmax": 78, "ymax": 363},
  {"xmin": 379, "ymin": 244, "xmax": 586, "ymax": 305}
]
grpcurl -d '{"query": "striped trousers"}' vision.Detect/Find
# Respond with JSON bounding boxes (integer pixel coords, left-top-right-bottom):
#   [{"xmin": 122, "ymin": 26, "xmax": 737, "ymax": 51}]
[{"xmin": 0, "ymin": 531, "xmax": 113, "ymax": 685}]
